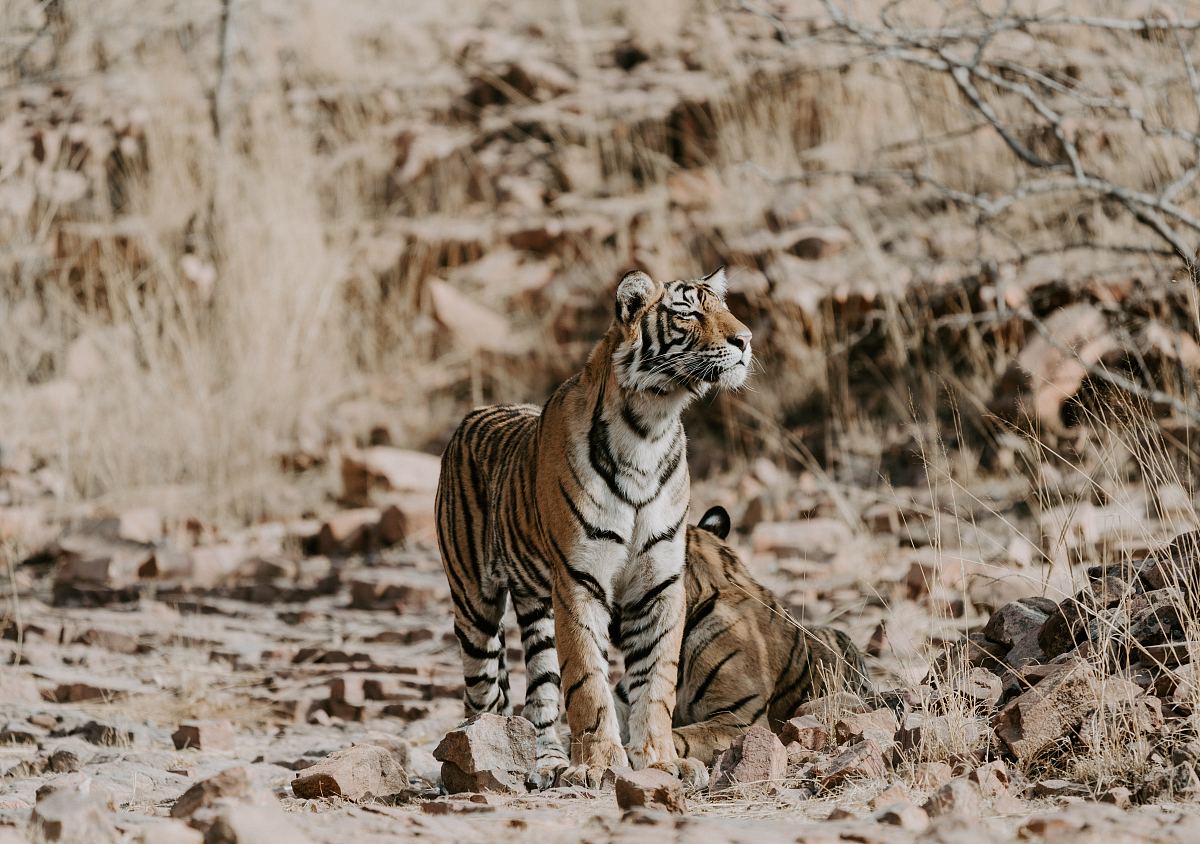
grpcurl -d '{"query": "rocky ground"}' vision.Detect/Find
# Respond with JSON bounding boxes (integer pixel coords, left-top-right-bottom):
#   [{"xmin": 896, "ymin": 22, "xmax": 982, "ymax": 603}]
[{"xmin": 4, "ymin": 446, "xmax": 1200, "ymax": 842}]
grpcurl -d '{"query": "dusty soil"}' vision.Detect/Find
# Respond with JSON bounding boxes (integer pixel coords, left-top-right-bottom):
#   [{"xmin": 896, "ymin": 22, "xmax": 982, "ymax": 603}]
[{"xmin": 4, "ymin": 461, "xmax": 1200, "ymax": 843}]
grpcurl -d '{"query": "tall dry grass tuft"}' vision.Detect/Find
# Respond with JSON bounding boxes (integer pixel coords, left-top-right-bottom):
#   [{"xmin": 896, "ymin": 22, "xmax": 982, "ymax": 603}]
[{"xmin": 3, "ymin": 105, "xmax": 356, "ymax": 523}]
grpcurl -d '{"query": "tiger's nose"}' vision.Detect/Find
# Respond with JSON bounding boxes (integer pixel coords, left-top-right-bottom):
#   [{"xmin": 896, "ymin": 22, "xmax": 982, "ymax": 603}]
[{"xmin": 728, "ymin": 330, "xmax": 752, "ymax": 352}]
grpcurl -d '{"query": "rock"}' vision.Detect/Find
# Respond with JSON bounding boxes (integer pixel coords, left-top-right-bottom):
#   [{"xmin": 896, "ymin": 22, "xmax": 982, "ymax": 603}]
[
  {"xmin": 913, "ymin": 761, "xmax": 954, "ymax": 790},
  {"xmin": 983, "ymin": 597, "xmax": 1054, "ymax": 667},
  {"xmin": 186, "ymin": 545, "xmax": 249, "ymax": 588},
  {"xmin": 613, "ymin": 767, "xmax": 686, "ymax": 814},
  {"xmin": 870, "ymin": 783, "xmax": 909, "ymax": 809},
  {"xmin": 834, "ymin": 708, "xmax": 899, "ymax": 747},
  {"xmin": 39, "ymin": 739, "xmax": 94, "ymax": 774},
  {"xmin": 1034, "ymin": 779, "xmax": 1088, "ymax": 798},
  {"xmin": 172, "ymin": 721, "xmax": 235, "ymax": 752},
  {"xmin": 1142, "ymin": 530, "xmax": 1200, "ymax": 591},
  {"xmin": 1038, "ymin": 596, "xmax": 1092, "ymax": 658},
  {"xmin": 315, "ymin": 509, "xmax": 383, "ymax": 557},
  {"xmin": 778, "ymin": 715, "xmax": 829, "ymax": 751},
  {"xmin": 708, "ymin": 726, "xmax": 787, "ymax": 794},
  {"xmin": 49, "ymin": 533, "xmax": 152, "ymax": 593},
  {"xmin": 347, "ymin": 571, "xmax": 443, "ymax": 611},
  {"xmin": 1125, "ymin": 589, "xmax": 1185, "ymax": 648},
  {"xmin": 433, "ymin": 714, "xmax": 535, "ymax": 794},
  {"xmin": 896, "ymin": 713, "xmax": 986, "ymax": 756},
  {"xmin": 945, "ymin": 668, "xmax": 1002, "ymax": 707},
  {"xmin": 71, "ymin": 720, "xmax": 135, "ymax": 746},
  {"xmin": 874, "ymin": 800, "xmax": 930, "ymax": 832},
  {"xmin": 922, "ymin": 779, "xmax": 984, "ymax": 818},
  {"xmin": 203, "ymin": 805, "xmax": 314, "ymax": 844},
  {"xmin": 340, "ymin": 447, "xmax": 441, "ymax": 507},
  {"xmin": 968, "ymin": 761, "xmax": 1012, "ymax": 798},
  {"xmin": 818, "ymin": 739, "xmax": 887, "ymax": 788},
  {"xmin": 982, "ymin": 597, "xmax": 1056, "ymax": 646},
  {"xmin": 113, "ymin": 507, "xmax": 162, "ymax": 544},
  {"xmin": 992, "ymin": 658, "xmax": 1101, "ymax": 759},
  {"xmin": 134, "ymin": 820, "xmax": 204, "ymax": 843},
  {"xmin": 170, "ymin": 768, "xmax": 261, "ymax": 820},
  {"xmin": 29, "ymin": 790, "xmax": 119, "ymax": 843},
  {"xmin": 1099, "ymin": 786, "xmax": 1132, "ymax": 807},
  {"xmin": 290, "ymin": 744, "xmax": 407, "ymax": 801}
]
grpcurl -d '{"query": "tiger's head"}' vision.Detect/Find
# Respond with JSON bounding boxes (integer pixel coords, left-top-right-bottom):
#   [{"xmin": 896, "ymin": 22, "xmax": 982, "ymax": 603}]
[{"xmin": 611, "ymin": 268, "xmax": 752, "ymax": 396}]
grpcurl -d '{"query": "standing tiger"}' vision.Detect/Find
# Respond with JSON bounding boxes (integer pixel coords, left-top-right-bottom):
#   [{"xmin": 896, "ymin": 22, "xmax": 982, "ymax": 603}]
[
  {"xmin": 615, "ymin": 506, "xmax": 872, "ymax": 765},
  {"xmin": 436, "ymin": 268, "xmax": 752, "ymax": 788}
]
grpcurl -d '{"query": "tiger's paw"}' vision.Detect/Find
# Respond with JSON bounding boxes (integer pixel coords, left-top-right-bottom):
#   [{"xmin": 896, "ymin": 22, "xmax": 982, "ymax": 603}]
[
  {"xmin": 558, "ymin": 739, "xmax": 627, "ymax": 790},
  {"xmin": 557, "ymin": 764, "xmax": 606, "ymax": 790},
  {"xmin": 527, "ymin": 750, "xmax": 568, "ymax": 791},
  {"xmin": 649, "ymin": 757, "xmax": 709, "ymax": 789},
  {"xmin": 626, "ymin": 738, "xmax": 676, "ymax": 771}
]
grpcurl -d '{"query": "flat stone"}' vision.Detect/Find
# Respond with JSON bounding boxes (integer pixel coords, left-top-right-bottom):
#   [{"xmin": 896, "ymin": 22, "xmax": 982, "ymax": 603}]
[{"xmin": 290, "ymin": 744, "xmax": 407, "ymax": 801}]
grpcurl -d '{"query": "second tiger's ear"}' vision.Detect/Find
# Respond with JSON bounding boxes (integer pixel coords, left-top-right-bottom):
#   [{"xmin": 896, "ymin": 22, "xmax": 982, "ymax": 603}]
[
  {"xmin": 697, "ymin": 505, "xmax": 731, "ymax": 539},
  {"xmin": 615, "ymin": 270, "xmax": 657, "ymax": 325}
]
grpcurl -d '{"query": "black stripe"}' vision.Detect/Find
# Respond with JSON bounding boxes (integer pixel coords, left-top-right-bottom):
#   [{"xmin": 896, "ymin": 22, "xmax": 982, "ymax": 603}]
[
  {"xmin": 639, "ymin": 514, "xmax": 685, "ymax": 556},
  {"xmin": 693, "ymin": 650, "xmax": 738, "ymax": 702},
  {"xmin": 563, "ymin": 562, "xmax": 609, "ymax": 604},
  {"xmin": 525, "ymin": 672, "xmax": 561, "ymax": 695},
  {"xmin": 454, "ymin": 624, "xmax": 499, "ymax": 661},
  {"xmin": 586, "ymin": 384, "xmax": 634, "ymax": 506},
  {"xmin": 621, "ymin": 401, "xmax": 652, "ymax": 438},
  {"xmin": 622, "ymin": 639, "xmax": 656, "ymax": 671},
  {"xmin": 624, "ymin": 572, "xmax": 681, "ymax": 617},
  {"xmin": 515, "ymin": 602, "xmax": 550, "ymax": 629},
  {"xmin": 683, "ymin": 590, "xmax": 719, "ymax": 639},
  {"xmin": 523, "ymin": 637, "xmax": 555, "ymax": 660},
  {"xmin": 712, "ymin": 693, "xmax": 759, "ymax": 718},
  {"xmin": 655, "ymin": 441, "xmax": 684, "ymax": 490},
  {"xmin": 559, "ymin": 481, "xmax": 625, "ymax": 544},
  {"xmin": 564, "ymin": 675, "xmax": 587, "ymax": 709},
  {"xmin": 686, "ymin": 617, "xmax": 740, "ymax": 668}
]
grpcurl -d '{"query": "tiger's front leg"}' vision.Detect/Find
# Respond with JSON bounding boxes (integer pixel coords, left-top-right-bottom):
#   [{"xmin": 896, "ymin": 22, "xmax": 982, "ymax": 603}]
[
  {"xmin": 619, "ymin": 529, "xmax": 686, "ymax": 774},
  {"xmin": 553, "ymin": 553, "xmax": 628, "ymax": 788}
]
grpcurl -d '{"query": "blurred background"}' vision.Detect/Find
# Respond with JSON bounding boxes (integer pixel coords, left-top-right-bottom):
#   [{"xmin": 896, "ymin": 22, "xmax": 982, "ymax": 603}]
[
  {"xmin": 4, "ymin": 1, "xmax": 1200, "ymax": 830},
  {"xmin": 2, "ymin": 0, "xmax": 1200, "ymax": 672}
]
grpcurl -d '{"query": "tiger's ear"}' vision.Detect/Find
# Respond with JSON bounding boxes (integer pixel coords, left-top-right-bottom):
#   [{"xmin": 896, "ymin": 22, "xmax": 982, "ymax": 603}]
[
  {"xmin": 615, "ymin": 270, "xmax": 656, "ymax": 325},
  {"xmin": 702, "ymin": 266, "xmax": 727, "ymax": 299},
  {"xmin": 697, "ymin": 506, "xmax": 731, "ymax": 539}
]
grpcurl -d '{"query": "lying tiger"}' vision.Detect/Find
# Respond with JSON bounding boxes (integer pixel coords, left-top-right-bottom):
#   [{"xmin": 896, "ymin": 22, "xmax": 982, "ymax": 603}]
[{"xmin": 615, "ymin": 506, "xmax": 872, "ymax": 766}]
